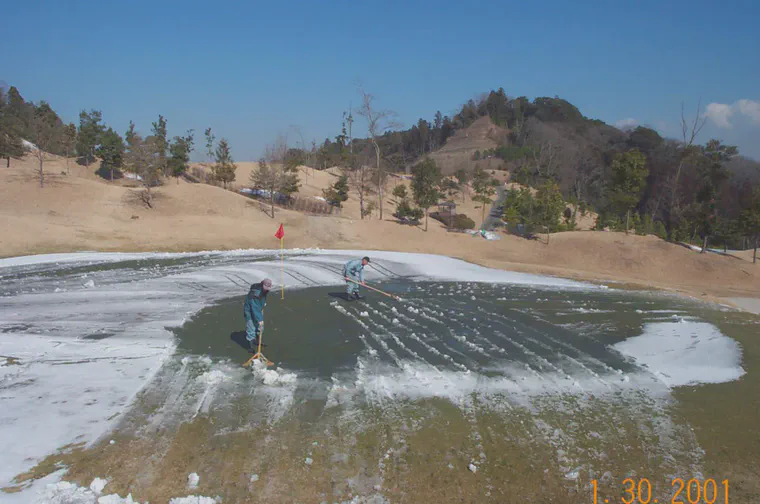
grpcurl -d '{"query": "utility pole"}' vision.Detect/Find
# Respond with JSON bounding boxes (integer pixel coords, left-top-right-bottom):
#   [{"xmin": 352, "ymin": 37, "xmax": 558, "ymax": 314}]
[{"xmin": 347, "ymin": 102, "xmax": 354, "ymax": 154}]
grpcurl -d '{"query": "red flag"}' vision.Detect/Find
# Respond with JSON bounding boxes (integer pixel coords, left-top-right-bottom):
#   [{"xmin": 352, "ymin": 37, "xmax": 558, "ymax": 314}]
[{"xmin": 274, "ymin": 223, "xmax": 284, "ymax": 240}]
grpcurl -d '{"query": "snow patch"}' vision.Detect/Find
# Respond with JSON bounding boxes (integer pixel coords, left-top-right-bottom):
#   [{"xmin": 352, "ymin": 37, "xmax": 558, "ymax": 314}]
[
  {"xmin": 169, "ymin": 497, "xmax": 219, "ymax": 504},
  {"xmin": 196, "ymin": 370, "xmax": 228, "ymax": 386},
  {"xmin": 251, "ymin": 359, "xmax": 297, "ymax": 385},
  {"xmin": 35, "ymin": 480, "xmax": 145, "ymax": 503},
  {"xmin": 612, "ymin": 321, "xmax": 745, "ymax": 387},
  {"xmin": 89, "ymin": 478, "xmax": 108, "ymax": 495},
  {"xmin": 187, "ymin": 472, "xmax": 199, "ymax": 489}
]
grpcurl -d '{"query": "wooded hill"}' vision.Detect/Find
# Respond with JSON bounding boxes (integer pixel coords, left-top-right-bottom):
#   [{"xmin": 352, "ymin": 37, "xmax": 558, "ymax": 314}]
[
  {"xmin": 317, "ymin": 88, "xmax": 760, "ymax": 252},
  {"xmin": 2, "ymin": 82, "xmax": 759, "ymax": 254}
]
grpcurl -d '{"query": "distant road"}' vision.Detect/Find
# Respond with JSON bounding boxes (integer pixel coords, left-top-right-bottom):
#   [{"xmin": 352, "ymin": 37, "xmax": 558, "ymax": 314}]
[{"xmin": 482, "ymin": 185, "xmax": 507, "ymax": 231}]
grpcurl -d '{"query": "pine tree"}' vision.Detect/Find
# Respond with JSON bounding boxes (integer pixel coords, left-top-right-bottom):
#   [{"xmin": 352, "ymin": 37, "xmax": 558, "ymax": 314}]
[
  {"xmin": 204, "ymin": 128, "xmax": 215, "ymax": 163},
  {"xmin": 6, "ymin": 86, "xmax": 32, "ymax": 140},
  {"xmin": 533, "ymin": 182, "xmax": 566, "ymax": 242},
  {"xmin": 213, "ymin": 138, "xmax": 236, "ymax": 189},
  {"xmin": 695, "ymin": 140, "xmax": 735, "ymax": 252},
  {"xmin": 472, "ymin": 166, "xmax": 496, "ymax": 226},
  {"xmin": 97, "ymin": 127, "xmax": 125, "ymax": 181},
  {"xmin": 76, "ymin": 110, "xmax": 104, "ymax": 166},
  {"xmin": 29, "ymin": 102, "xmax": 62, "ymax": 188},
  {"xmin": 411, "ymin": 158, "xmax": 442, "ymax": 231},
  {"xmin": 740, "ymin": 186, "xmax": 760, "ymax": 264},
  {"xmin": 323, "ymin": 174, "xmax": 349, "ymax": 207},
  {"xmin": 455, "ymin": 169, "xmax": 470, "ymax": 202},
  {"xmin": 62, "ymin": 123, "xmax": 77, "ymax": 173},
  {"xmin": 0, "ymin": 88, "xmax": 25, "ymax": 167},
  {"xmin": 168, "ymin": 130, "xmax": 195, "ymax": 183},
  {"xmin": 607, "ymin": 149, "xmax": 648, "ymax": 234},
  {"xmin": 151, "ymin": 114, "xmax": 168, "ymax": 175}
]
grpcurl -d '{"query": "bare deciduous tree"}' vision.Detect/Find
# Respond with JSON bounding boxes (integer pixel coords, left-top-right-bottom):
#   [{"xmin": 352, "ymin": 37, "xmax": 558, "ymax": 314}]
[
  {"xmin": 124, "ymin": 133, "xmax": 160, "ymax": 208},
  {"xmin": 250, "ymin": 135, "xmax": 301, "ymax": 218},
  {"xmin": 670, "ymin": 100, "xmax": 707, "ymax": 214},
  {"xmin": 347, "ymin": 161, "xmax": 373, "ymax": 219},
  {"xmin": 357, "ymin": 86, "xmax": 400, "ymax": 220}
]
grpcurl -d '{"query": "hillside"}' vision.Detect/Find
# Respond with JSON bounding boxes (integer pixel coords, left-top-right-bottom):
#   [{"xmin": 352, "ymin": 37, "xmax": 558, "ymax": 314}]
[
  {"xmin": 1, "ymin": 152, "xmax": 758, "ymax": 312},
  {"xmin": 421, "ymin": 116, "xmax": 506, "ymax": 175}
]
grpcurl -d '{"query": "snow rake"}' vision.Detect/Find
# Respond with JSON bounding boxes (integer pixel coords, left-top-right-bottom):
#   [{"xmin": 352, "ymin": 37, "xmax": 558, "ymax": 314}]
[
  {"xmin": 346, "ymin": 278, "xmax": 402, "ymax": 301},
  {"xmin": 242, "ymin": 325, "xmax": 274, "ymax": 368}
]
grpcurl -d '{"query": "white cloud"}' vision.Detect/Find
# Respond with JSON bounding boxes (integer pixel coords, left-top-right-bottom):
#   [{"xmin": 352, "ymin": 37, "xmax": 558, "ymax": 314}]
[
  {"xmin": 705, "ymin": 103, "xmax": 734, "ymax": 128},
  {"xmin": 615, "ymin": 118, "xmax": 638, "ymax": 130},
  {"xmin": 736, "ymin": 99, "xmax": 760, "ymax": 124},
  {"xmin": 705, "ymin": 99, "xmax": 760, "ymax": 128}
]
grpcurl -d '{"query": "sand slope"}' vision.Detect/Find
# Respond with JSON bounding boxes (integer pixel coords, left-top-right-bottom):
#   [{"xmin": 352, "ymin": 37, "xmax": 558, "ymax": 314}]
[{"xmin": 1, "ymin": 153, "xmax": 758, "ymax": 303}]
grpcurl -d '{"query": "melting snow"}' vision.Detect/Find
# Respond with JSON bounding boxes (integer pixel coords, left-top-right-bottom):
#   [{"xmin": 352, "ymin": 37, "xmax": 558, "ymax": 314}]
[
  {"xmin": 612, "ymin": 321, "xmax": 745, "ymax": 387},
  {"xmin": 187, "ymin": 472, "xmax": 199, "ymax": 489}
]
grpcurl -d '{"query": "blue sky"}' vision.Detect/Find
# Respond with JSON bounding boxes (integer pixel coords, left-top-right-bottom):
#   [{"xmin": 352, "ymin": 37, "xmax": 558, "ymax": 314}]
[{"xmin": 2, "ymin": 0, "xmax": 759, "ymax": 160}]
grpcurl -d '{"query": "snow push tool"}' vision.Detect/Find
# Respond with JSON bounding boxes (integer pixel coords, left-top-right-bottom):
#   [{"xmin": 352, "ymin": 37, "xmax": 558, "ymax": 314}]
[
  {"xmin": 346, "ymin": 278, "xmax": 402, "ymax": 301},
  {"xmin": 242, "ymin": 324, "xmax": 274, "ymax": 368}
]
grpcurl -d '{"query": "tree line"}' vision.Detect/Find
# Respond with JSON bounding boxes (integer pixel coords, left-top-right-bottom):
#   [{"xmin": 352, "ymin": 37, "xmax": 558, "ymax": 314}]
[
  {"xmin": 0, "ymin": 85, "xmax": 239, "ymax": 204},
  {"xmin": 2, "ymin": 82, "xmax": 758, "ymax": 259}
]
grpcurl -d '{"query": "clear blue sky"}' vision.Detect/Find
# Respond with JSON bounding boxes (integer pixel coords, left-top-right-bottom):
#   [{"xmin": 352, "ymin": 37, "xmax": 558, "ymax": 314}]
[{"xmin": 2, "ymin": 0, "xmax": 759, "ymax": 160}]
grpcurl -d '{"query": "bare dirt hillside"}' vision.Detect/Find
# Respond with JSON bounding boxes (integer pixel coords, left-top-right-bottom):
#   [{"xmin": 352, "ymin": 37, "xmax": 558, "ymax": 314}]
[
  {"xmin": 421, "ymin": 116, "xmax": 507, "ymax": 175},
  {"xmin": 2, "ymin": 154, "xmax": 758, "ymax": 307}
]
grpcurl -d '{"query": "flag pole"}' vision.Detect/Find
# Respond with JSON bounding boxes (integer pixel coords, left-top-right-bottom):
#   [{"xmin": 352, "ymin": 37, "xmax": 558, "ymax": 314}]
[
  {"xmin": 275, "ymin": 223, "xmax": 285, "ymax": 299},
  {"xmin": 280, "ymin": 235, "xmax": 284, "ymax": 299}
]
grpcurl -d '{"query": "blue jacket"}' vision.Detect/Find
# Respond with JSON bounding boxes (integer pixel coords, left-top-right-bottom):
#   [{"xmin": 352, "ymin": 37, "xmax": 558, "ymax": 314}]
[
  {"xmin": 244, "ymin": 282, "xmax": 268, "ymax": 324},
  {"xmin": 343, "ymin": 259, "xmax": 364, "ymax": 281}
]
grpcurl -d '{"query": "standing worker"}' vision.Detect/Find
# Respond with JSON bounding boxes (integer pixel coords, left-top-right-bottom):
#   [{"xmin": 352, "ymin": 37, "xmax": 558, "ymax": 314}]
[
  {"xmin": 343, "ymin": 256, "xmax": 370, "ymax": 300},
  {"xmin": 244, "ymin": 278, "xmax": 272, "ymax": 352}
]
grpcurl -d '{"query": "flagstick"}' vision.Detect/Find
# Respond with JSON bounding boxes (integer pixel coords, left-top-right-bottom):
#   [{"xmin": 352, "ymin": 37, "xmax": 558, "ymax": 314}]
[{"xmin": 280, "ymin": 236, "xmax": 284, "ymax": 300}]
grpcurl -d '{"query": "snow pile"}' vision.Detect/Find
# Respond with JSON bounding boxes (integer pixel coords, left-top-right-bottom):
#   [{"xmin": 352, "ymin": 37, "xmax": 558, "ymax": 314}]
[
  {"xmin": 169, "ymin": 497, "xmax": 219, "ymax": 504},
  {"xmin": 251, "ymin": 359, "xmax": 297, "ymax": 386},
  {"xmin": 196, "ymin": 370, "xmax": 228, "ymax": 386},
  {"xmin": 187, "ymin": 472, "xmax": 199, "ymax": 489},
  {"xmin": 90, "ymin": 478, "xmax": 108, "ymax": 495},
  {"xmin": 22, "ymin": 139, "xmax": 38, "ymax": 151},
  {"xmin": 338, "ymin": 494, "xmax": 391, "ymax": 504},
  {"xmin": 35, "ymin": 479, "xmax": 144, "ymax": 503},
  {"xmin": 613, "ymin": 321, "xmax": 745, "ymax": 387}
]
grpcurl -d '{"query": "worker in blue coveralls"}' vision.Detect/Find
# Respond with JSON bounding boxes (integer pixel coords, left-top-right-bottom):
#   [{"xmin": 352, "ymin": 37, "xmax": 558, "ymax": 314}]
[
  {"xmin": 343, "ymin": 256, "xmax": 370, "ymax": 300},
  {"xmin": 244, "ymin": 278, "xmax": 272, "ymax": 351}
]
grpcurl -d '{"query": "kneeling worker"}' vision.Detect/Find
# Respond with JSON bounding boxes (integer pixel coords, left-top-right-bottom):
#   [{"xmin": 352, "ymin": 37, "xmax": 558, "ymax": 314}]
[{"xmin": 343, "ymin": 256, "xmax": 370, "ymax": 300}]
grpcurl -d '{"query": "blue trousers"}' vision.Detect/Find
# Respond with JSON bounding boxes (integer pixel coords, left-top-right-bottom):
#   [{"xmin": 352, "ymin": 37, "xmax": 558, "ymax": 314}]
[
  {"xmin": 346, "ymin": 277, "xmax": 360, "ymax": 295},
  {"xmin": 245, "ymin": 319, "xmax": 261, "ymax": 343}
]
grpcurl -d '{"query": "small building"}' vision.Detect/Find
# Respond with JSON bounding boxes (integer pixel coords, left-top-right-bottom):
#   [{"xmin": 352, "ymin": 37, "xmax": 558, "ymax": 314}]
[
  {"xmin": 437, "ymin": 201, "xmax": 457, "ymax": 228},
  {"xmin": 437, "ymin": 201, "xmax": 457, "ymax": 215}
]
